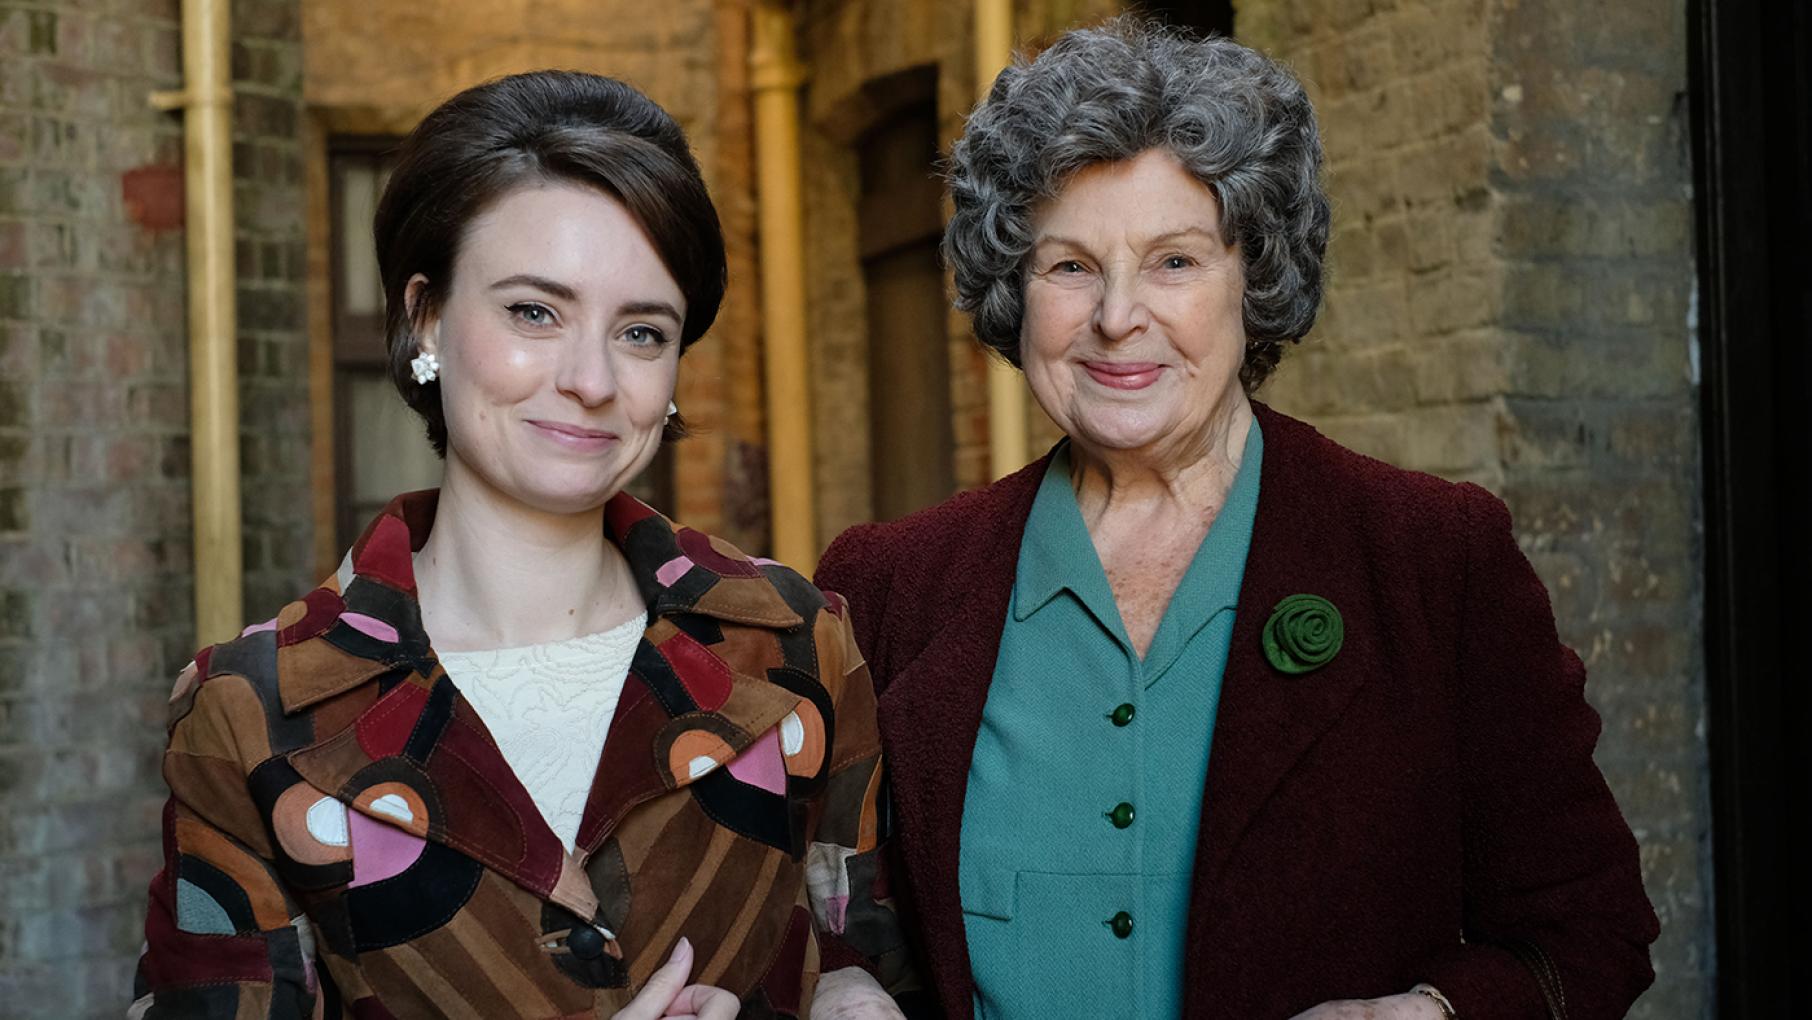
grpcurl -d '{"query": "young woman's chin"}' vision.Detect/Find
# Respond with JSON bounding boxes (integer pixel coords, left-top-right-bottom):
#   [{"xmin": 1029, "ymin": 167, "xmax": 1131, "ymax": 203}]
[{"xmin": 465, "ymin": 458, "xmax": 636, "ymax": 517}]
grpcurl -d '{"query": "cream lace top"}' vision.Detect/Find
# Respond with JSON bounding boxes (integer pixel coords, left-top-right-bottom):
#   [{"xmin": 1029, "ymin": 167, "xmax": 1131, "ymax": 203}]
[{"xmin": 437, "ymin": 611, "xmax": 646, "ymax": 851}]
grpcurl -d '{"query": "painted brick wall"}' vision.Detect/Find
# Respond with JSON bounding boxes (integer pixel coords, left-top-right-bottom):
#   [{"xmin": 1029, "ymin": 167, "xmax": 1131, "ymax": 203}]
[
  {"xmin": 1238, "ymin": 0, "xmax": 1711, "ymax": 1015},
  {"xmin": 0, "ymin": 0, "xmax": 310, "ymax": 1012}
]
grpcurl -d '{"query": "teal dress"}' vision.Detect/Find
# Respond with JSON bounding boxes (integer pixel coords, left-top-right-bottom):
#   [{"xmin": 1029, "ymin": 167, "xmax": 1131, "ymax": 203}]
[{"xmin": 958, "ymin": 422, "xmax": 1263, "ymax": 1020}]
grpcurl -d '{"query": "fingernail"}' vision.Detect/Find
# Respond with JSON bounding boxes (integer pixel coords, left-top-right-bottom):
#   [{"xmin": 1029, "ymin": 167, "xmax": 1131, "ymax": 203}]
[{"xmin": 677, "ymin": 936, "xmax": 690, "ymax": 953}]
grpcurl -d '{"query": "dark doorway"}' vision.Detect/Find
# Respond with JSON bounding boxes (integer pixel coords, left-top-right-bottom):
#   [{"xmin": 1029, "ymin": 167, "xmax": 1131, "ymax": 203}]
[
  {"xmin": 1690, "ymin": 0, "xmax": 1812, "ymax": 1012},
  {"xmin": 1133, "ymin": 0, "xmax": 1234, "ymax": 37},
  {"xmin": 858, "ymin": 95, "xmax": 954, "ymax": 521}
]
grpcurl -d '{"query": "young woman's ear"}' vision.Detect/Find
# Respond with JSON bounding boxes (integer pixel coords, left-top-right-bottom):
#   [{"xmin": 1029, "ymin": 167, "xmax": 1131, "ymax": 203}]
[{"xmin": 404, "ymin": 273, "xmax": 439, "ymax": 357}]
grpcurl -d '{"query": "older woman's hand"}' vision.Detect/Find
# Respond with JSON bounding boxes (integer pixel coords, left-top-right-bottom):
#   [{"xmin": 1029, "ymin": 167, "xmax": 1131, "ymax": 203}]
[
  {"xmin": 612, "ymin": 937, "xmax": 740, "ymax": 1020},
  {"xmin": 810, "ymin": 966, "xmax": 907, "ymax": 1019},
  {"xmin": 1286, "ymin": 992, "xmax": 1445, "ymax": 1020}
]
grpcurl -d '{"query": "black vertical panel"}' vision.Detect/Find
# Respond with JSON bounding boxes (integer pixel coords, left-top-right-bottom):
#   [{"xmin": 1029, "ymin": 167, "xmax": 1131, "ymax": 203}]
[
  {"xmin": 1690, "ymin": 0, "xmax": 1812, "ymax": 1012},
  {"xmin": 1133, "ymin": 1, "xmax": 1235, "ymax": 38}
]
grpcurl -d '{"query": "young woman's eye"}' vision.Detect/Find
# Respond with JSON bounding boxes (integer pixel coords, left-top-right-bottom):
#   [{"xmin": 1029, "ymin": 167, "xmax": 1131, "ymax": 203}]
[
  {"xmin": 508, "ymin": 302, "xmax": 555, "ymax": 327},
  {"xmin": 623, "ymin": 325, "xmax": 668, "ymax": 346}
]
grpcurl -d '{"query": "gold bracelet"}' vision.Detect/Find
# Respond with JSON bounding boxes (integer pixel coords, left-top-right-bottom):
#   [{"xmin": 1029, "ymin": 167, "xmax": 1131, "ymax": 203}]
[{"xmin": 1412, "ymin": 984, "xmax": 1458, "ymax": 1020}]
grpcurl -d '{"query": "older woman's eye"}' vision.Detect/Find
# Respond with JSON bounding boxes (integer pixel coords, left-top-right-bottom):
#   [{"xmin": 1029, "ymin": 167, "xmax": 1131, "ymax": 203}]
[
  {"xmin": 623, "ymin": 325, "xmax": 669, "ymax": 346},
  {"xmin": 508, "ymin": 302, "xmax": 556, "ymax": 327},
  {"xmin": 1055, "ymin": 260, "xmax": 1087, "ymax": 274},
  {"xmin": 1162, "ymin": 255, "xmax": 1195, "ymax": 270}
]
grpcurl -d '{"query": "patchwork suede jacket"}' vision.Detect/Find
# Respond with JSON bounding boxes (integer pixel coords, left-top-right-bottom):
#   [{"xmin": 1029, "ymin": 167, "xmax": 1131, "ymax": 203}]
[{"xmin": 133, "ymin": 491, "xmax": 908, "ymax": 1019}]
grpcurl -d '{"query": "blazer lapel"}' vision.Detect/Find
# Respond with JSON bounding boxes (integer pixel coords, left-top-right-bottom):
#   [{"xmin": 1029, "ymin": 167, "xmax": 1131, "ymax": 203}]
[
  {"xmin": 279, "ymin": 493, "xmax": 574, "ymax": 904},
  {"xmin": 282, "ymin": 489, "xmax": 815, "ymax": 927},
  {"xmin": 284, "ymin": 490, "xmax": 816, "ymax": 926},
  {"xmin": 876, "ymin": 454, "xmax": 1048, "ymax": 1017},
  {"xmin": 1190, "ymin": 404, "xmax": 1375, "ymax": 893}
]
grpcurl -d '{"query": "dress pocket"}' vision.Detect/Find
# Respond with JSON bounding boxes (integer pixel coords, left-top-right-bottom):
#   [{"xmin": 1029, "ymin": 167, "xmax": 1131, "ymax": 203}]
[
  {"xmin": 959, "ymin": 870, "xmax": 1143, "ymax": 1020},
  {"xmin": 959, "ymin": 865, "xmax": 1018, "ymax": 922},
  {"xmin": 960, "ymin": 868, "xmax": 1018, "ymax": 1020}
]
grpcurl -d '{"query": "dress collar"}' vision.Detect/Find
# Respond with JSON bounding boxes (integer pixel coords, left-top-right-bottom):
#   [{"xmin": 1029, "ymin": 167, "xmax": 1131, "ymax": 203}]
[{"xmin": 1011, "ymin": 422, "xmax": 1265, "ymax": 678}]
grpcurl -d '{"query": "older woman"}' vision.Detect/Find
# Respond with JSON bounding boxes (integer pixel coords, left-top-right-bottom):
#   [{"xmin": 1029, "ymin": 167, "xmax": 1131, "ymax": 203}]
[
  {"xmin": 816, "ymin": 20, "xmax": 1658, "ymax": 1020},
  {"xmin": 133, "ymin": 71, "xmax": 907, "ymax": 1019}
]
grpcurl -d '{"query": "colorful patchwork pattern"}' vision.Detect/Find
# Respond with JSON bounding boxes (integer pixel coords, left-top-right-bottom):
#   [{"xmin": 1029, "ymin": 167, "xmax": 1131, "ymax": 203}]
[{"xmin": 133, "ymin": 490, "xmax": 908, "ymax": 1018}]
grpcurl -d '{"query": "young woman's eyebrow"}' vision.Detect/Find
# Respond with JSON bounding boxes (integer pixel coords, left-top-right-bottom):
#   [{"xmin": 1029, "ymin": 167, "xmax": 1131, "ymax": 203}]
[
  {"xmin": 488, "ymin": 273, "xmax": 578, "ymax": 301},
  {"xmin": 616, "ymin": 300, "xmax": 683, "ymax": 323}
]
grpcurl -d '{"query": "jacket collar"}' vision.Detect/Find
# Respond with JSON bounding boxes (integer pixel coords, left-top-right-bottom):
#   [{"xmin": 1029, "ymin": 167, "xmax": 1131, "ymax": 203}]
[
  {"xmin": 273, "ymin": 489, "xmax": 811, "ymax": 915},
  {"xmin": 278, "ymin": 489, "xmax": 803, "ymax": 716}
]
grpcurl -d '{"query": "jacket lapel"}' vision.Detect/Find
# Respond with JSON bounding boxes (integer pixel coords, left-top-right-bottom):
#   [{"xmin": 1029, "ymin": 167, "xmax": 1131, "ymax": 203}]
[
  {"xmin": 875, "ymin": 455, "xmax": 1049, "ymax": 1018},
  {"xmin": 1189, "ymin": 403, "xmax": 1374, "ymax": 893},
  {"xmin": 568, "ymin": 494, "xmax": 808, "ymax": 856},
  {"xmin": 280, "ymin": 492, "xmax": 574, "ymax": 903},
  {"xmin": 282, "ymin": 490, "xmax": 812, "ymax": 919}
]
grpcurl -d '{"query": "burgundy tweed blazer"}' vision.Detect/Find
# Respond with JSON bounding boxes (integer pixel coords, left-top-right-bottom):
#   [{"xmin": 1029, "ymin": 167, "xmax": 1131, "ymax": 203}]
[{"xmin": 815, "ymin": 402, "xmax": 1658, "ymax": 1020}]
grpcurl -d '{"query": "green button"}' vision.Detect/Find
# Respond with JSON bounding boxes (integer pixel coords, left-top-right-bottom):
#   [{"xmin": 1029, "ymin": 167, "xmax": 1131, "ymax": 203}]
[
  {"xmin": 1109, "ymin": 703, "xmax": 1135, "ymax": 726},
  {"xmin": 1106, "ymin": 802, "xmax": 1135, "ymax": 829},
  {"xmin": 1107, "ymin": 911, "xmax": 1134, "ymax": 939}
]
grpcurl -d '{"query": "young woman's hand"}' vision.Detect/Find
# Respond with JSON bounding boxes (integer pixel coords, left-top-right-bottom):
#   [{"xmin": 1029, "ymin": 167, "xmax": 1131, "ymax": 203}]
[{"xmin": 611, "ymin": 937, "xmax": 740, "ymax": 1020}]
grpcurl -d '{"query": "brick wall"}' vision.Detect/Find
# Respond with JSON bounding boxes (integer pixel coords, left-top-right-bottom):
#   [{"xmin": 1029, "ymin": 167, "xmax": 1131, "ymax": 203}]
[
  {"xmin": 234, "ymin": 0, "xmax": 313, "ymax": 631},
  {"xmin": 1238, "ymin": 0, "xmax": 1711, "ymax": 1014},
  {"xmin": 0, "ymin": 0, "xmax": 310, "ymax": 1012}
]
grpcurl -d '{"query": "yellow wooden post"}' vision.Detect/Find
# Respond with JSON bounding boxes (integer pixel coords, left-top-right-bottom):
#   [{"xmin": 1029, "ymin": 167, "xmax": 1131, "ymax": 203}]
[
  {"xmin": 750, "ymin": 1, "xmax": 817, "ymax": 568},
  {"xmin": 975, "ymin": 0, "xmax": 1028, "ymax": 479},
  {"xmin": 152, "ymin": 0, "xmax": 243, "ymax": 645}
]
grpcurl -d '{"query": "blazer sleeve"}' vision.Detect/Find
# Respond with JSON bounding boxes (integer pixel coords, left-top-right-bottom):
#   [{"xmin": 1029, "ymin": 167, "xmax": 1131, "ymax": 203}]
[
  {"xmin": 805, "ymin": 597, "xmax": 921, "ymax": 999},
  {"xmin": 131, "ymin": 662, "xmax": 319, "ymax": 1018},
  {"xmin": 1414, "ymin": 485, "xmax": 1660, "ymax": 1020},
  {"xmin": 813, "ymin": 524, "xmax": 892, "ymax": 685}
]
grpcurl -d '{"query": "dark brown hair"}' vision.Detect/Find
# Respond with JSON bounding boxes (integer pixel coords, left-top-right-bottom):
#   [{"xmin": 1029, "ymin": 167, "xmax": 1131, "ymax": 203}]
[{"xmin": 374, "ymin": 70, "xmax": 726, "ymax": 453}]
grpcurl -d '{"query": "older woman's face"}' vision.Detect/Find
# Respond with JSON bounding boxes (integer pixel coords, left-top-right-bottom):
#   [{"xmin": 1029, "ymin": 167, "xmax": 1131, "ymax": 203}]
[
  {"xmin": 1020, "ymin": 149, "xmax": 1246, "ymax": 457},
  {"xmin": 413, "ymin": 182, "xmax": 684, "ymax": 515}
]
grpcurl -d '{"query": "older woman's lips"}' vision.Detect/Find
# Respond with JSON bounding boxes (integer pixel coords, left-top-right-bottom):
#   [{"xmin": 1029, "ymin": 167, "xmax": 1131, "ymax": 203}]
[
  {"xmin": 526, "ymin": 419, "xmax": 618, "ymax": 451},
  {"xmin": 1082, "ymin": 361, "xmax": 1163, "ymax": 390}
]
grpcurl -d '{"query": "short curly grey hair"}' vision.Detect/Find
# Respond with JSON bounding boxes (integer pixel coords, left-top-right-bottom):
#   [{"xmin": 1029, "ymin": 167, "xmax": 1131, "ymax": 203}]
[{"xmin": 944, "ymin": 17, "xmax": 1330, "ymax": 390}]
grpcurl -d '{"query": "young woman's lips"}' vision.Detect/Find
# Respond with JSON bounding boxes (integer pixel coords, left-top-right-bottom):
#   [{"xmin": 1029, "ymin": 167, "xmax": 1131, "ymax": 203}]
[
  {"xmin": 526, "ymin": 419, "xmax": 619, "ymax": 451},
  {"xmin": 1082, "ymin": 361, "xmax": 1163, "ymax": 390}
]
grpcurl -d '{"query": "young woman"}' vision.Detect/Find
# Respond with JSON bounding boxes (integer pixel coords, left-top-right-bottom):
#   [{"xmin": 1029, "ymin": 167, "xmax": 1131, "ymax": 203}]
[{"xmin": 133, "ymin": 71, "xmax": 906, "ymax": 1020}]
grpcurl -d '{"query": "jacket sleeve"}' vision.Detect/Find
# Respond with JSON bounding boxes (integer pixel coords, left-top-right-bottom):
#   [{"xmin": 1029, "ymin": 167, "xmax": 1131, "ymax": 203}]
[
  {"xmin": 802, "ymin": 596, "xmax": 921, "ymax": 1000},
  {"xmin": 131, "ymin": 661, "xmax": 321, "ymax": 1019},
  {"xmin": 1414, "ymin": 485, "xmax": 1659, "ymax": 1020}
]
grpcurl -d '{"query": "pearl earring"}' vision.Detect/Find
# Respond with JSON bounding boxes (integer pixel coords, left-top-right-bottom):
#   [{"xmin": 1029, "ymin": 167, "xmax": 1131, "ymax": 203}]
[
  {"xmin": 409, "ymin": 352, "xmax": 440, "ymax": 384},
  {"xmin": 666, "ymin": 400, "xmax": 678, "ymax": 419}
]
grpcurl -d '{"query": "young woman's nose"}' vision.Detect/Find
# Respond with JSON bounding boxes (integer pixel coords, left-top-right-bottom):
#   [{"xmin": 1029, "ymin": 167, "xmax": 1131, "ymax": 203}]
[{"xmin": 553, "ymin": 335, "xmax": 618, "ymax": 408}]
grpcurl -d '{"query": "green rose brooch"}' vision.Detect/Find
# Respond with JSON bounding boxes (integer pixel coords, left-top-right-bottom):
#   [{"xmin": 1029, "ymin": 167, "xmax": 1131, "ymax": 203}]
[{"xmin": 1261, "ymin": 594, "xmax": 1344, "ymax": 675}]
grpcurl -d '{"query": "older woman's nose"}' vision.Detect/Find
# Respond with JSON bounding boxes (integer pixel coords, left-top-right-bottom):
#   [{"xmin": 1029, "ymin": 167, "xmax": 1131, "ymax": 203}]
[
  {"xmin": 554, "ymin": 336, "xmax": 619, "ymax": 407},
  {"xmin": 1092, "ymin": 273, "xmax": 1152, "ymax": 343}
]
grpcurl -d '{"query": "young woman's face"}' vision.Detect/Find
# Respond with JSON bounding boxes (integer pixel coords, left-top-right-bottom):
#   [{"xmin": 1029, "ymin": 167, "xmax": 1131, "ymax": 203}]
[{"xmin": 412, "ymin": 181, "xmax": 685, "ymax": 516}]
